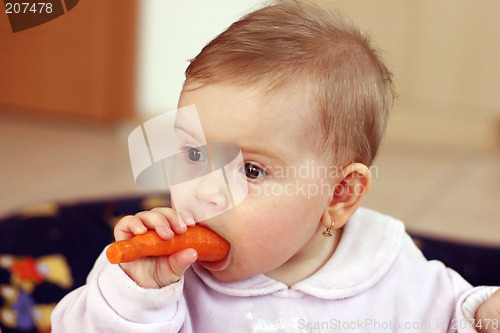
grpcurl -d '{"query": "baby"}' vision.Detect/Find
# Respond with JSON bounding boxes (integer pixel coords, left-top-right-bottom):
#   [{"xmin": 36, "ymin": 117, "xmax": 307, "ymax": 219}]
[{"xmin": 51, "ymin": 0, "xmax": 500, "ymax": 332}]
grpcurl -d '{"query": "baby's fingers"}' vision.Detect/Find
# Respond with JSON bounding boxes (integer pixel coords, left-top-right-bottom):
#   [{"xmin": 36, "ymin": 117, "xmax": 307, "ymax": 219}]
[
  {"xmin": 114, "ymin": 215, "xmax": 148, "ymax": 241},
  {"xmin": 134, "ymin": 210, "xmax": 176, "ymax": 239},
  {"xmin": 151, "ymin": 207, "xmax": 188, "ymax": 235},
  {"xmin": 114, "ymin": 210, "xmax": 176, "ymax": 241}
]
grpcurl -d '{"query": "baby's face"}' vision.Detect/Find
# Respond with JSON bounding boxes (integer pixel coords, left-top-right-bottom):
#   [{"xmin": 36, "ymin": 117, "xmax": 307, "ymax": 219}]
[{"xmin": 177, "ymin": 81, "xmax": 338, "ymax": 283}]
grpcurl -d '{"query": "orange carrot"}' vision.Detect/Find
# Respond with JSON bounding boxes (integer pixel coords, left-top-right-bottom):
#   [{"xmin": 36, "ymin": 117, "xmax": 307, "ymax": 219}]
[{"xmin": 106, "ymin": 225, "xmax": 229, "ymax": 264}]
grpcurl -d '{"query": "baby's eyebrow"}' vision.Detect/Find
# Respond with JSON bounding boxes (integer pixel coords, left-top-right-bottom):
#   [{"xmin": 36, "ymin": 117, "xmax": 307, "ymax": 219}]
[
  {"xmin": 175, "ymin": 122, "xmax": 287, "ymax": 166},
  {"xmin": 240, "ymin": 145, "xmax": 286, "ymax": 166},
  {"xmin": 173, "ymin": 123, "xmax": 189, "ymax": 134},
  {"xmin": 174, "ymin": 123, "xmax": 204, "ymax": 142}
]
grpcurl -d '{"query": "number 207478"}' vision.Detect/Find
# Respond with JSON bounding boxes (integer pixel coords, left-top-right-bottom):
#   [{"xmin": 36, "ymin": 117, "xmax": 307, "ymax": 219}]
[{"xmin": 5, "ymin": 2, "xmax": 53, "ymax": 14}]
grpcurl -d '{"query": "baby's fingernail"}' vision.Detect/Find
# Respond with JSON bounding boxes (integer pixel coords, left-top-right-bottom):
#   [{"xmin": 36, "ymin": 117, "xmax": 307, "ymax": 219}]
[
  {"xmin": 185, "ymin": 217, "xmax": 195, "ymax": 226},
  {"xmin": 164, "ymin": 228, "xmax": 174, "ymax": 237},
  {"xmin": 175, "ymin": 219, "xmax": 187, "ymax": 230},
  {"xmin": 156, "ymin": 225, "xmax": 173, "ymax": 238},
  {"xmin": 135, "ymin": 225, "xmax": 147, "ymax": 234}
]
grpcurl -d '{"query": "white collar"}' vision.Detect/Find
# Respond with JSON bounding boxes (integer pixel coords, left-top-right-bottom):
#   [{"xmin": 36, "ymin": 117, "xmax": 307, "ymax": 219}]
[{"xmin": 192, "ymin": 207, "xmax": 405, "ymax": 300}]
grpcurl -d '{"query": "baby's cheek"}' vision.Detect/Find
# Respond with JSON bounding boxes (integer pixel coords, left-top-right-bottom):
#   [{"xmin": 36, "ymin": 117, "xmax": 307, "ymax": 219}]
[
  {"xmin": 234, "ymin": 250, "xmax": 281, "ymax": 277},
  {"xmin": 246, "ymin": 180, "xmax": 294, "ymax": 198},
  {"xmin": 243, "ymin": 233, "xmax": 292, "ymax": 263},
  {"xmin": 245, "ymin": 182, "xmax": 264, "ymax": 197}
]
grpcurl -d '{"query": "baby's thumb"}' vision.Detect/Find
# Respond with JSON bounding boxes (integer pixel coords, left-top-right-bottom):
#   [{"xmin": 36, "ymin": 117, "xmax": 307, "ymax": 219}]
[{"xmin": 168, "ymin": 248, "xmax": 198, "ymax": 277}]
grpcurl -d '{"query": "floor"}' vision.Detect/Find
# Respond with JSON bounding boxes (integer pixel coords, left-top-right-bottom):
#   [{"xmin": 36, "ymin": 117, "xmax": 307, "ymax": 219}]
[{"xmin": 1, "ymin": 114, "xmax": 499, "ymax": 246}]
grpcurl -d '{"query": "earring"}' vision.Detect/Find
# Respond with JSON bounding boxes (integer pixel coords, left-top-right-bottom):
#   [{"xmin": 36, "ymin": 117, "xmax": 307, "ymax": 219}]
[{"xmin": 322, "ymin": 220, "xmax": 335, "ymax": 237}]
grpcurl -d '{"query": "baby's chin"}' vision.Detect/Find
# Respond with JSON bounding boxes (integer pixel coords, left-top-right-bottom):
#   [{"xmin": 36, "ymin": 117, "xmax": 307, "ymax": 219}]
[
  {"xmin": 209, "ymin": 271, "xmax": 241, "ymax": 283},
  {"xmin": 209, "ymin": 261, "xmax": 284, "ymax": 284},
  {"xmin": 210, "ymin": 270, "xmax": 251, "ymax": 283},
  {"xmin": 207, "ymin": 266, "xmax": 259, "ymax": 284}
]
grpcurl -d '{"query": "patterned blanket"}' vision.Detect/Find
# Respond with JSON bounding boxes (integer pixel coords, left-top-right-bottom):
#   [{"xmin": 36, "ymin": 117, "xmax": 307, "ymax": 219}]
[{"xmin": 0, "ymin": 195, "xmax": 497, "ymax": 332}]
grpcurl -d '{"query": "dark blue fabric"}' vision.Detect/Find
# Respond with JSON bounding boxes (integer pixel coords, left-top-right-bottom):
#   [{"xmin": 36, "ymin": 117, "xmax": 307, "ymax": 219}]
[{"xmin": 410, "ymin": 232, "xmax": 500, "ymax": 286}]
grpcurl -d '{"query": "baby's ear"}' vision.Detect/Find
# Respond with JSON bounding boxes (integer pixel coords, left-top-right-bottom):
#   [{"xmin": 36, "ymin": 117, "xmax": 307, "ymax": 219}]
[{"xmin": 321, "ymin": 163, "xmax": 372, "ymax": 229}]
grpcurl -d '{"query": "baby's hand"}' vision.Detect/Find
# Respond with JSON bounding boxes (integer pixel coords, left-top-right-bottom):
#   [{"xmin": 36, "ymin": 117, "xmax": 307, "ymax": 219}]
[
  {"xmin": 113, "ymin": 208, "xmax": 198, "ymax": 288},
  {"xmin": 475, "ymin": 289, "xmax": 500, "ymax": 332}
]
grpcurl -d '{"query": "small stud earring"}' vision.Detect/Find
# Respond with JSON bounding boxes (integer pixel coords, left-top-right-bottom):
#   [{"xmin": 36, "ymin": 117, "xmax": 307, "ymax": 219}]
[{"xmin": 322, "ymin": 221, "xmax": 335, "ymax": 237}]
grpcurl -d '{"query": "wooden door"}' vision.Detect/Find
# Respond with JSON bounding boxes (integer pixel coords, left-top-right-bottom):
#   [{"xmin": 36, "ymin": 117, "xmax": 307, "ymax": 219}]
[{"xmin": 0, "ymin": 0, "xmax": 137, "ymax": 123}]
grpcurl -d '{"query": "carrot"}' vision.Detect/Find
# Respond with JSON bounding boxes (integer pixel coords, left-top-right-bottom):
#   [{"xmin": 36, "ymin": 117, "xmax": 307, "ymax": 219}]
[{"xmin": 106, "ymin": 224, "xmax": 230, "ymax": 264}]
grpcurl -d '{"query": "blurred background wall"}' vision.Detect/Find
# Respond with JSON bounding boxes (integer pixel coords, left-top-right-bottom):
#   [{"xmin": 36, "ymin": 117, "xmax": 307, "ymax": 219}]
[{"xmin": 334, "ymin": 0, "xmax": 500, "ymax": 150}]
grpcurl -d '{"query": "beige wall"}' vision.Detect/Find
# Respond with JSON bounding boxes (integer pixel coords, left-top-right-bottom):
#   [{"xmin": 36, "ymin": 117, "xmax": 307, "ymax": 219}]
[{"xmin": 332, "ymin": 0, "xmax": 500, "ymax": 149}]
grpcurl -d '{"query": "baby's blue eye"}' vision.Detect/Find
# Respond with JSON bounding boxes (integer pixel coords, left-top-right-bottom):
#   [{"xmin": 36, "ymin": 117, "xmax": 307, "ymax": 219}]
[
  {"xmin": 244, "ymin": 162, "xmax": 267, "ymax": 180},
  {"xmin": 186, "ymin": 147, "xmax": 206, "ymax": 162}
]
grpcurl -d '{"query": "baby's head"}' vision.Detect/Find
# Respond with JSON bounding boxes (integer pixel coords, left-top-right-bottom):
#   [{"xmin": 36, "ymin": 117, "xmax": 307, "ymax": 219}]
[
  {"xmin": 183, "ymin": 0, "xmax": 394, "ymax": 167},
  {"xmin": 176, "ymin": 0, "xmax": 395, "ymax": 284}
]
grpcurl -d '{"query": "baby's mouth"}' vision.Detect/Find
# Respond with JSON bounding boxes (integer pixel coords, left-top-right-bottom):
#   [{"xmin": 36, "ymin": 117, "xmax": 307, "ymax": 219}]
[
  {"xmin": 198, "ymin": 248, "xmax": 231, "ymax": 272},
  {"xmin": 193, "ymin": 222, "xmax": 230, "ymax": 271}
]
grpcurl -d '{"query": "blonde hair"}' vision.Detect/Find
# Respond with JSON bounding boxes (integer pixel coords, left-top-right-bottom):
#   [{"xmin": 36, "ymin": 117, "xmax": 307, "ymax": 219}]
[{"xmin": 185, "ymin": 0, "xmax": 395, "ymax": 166}]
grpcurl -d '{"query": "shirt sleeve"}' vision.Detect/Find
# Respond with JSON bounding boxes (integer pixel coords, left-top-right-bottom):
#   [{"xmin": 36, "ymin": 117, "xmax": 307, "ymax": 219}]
[
  {"xmin": 455, "ymin": 286, "xmax": 500, "ymax": 333},
  {"xmin": 398, "ymin": 232, "xmax": 498, "ymax": 333},
  {"xmin": 50, "ymin": 247, "xmax": 189, "ymax": 333}
]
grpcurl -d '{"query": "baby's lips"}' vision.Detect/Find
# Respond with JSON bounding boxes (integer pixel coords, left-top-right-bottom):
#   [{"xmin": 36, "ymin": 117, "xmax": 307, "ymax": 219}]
[{"xmin": 198, "ymin": 247, "xmax": 232, "ymax": 271}]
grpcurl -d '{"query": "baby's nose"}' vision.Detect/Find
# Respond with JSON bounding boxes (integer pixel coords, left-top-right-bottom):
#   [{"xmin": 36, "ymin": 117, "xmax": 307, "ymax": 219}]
[{"xmin": 194, "ymin": 170, "xmax": 231, "ymax": 210}]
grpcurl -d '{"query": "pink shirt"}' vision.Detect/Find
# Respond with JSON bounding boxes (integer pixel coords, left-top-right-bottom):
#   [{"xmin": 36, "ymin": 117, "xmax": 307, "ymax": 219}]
[{"xmin": 51, "ymin": 208, "xmax": 497, "ymax": 332}]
